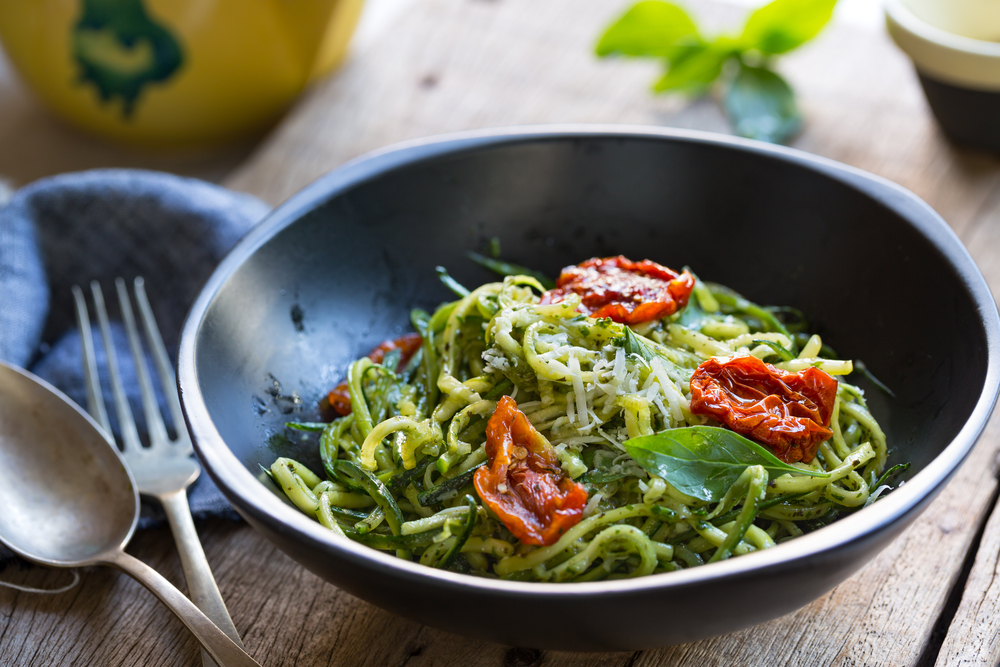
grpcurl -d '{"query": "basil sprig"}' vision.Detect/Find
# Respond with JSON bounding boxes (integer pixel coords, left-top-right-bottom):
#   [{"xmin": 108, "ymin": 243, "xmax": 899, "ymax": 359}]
[
  {"xmin": 618, "ymin": 327, "xmax": 678, "ymax": 367},
  {"xmin": 467, "ymin": 251, "xmax": 556, "ymax": 290},
  {"xmin": 724, "ymin": 63, "xmax": 801, "ymax": 144},
  {"xmin": 624, "ymin": 425, "xmax": 828, "ymax": 502},
  {"xmin": 619, "ymin": 326, "xmax": 660, "ymax": 362},
  {"xmin": 596, "ymin": 0, "xmax": 837, "ymax": 144},
  {"xmin": 436, "ymin": 266, "xmax": 470, "ymax": 297}
]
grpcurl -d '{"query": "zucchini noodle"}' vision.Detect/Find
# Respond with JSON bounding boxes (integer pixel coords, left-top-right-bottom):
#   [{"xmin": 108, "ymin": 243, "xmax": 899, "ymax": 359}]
[{"xmin": 267, "ymin": 270, "xmax": 896, "ymax": 582}]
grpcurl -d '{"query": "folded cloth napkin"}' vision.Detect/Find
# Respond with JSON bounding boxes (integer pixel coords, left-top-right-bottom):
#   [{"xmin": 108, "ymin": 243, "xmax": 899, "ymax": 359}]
[{"xmin": 0, "ymin": 169, "xmax": 271, "ymax": 558}]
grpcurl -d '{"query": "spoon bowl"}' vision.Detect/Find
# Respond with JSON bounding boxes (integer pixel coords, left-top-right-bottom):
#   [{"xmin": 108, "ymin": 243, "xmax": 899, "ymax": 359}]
[
  {"xmin": 0, "ymin": 362, "xmax": 136, "ymax": 565},
  {"xmin": 0, "ymin": 361, "xmax": 260, "ymax": 667}
]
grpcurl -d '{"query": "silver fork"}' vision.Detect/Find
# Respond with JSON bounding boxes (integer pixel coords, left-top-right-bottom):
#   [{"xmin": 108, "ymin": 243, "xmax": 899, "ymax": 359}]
[{"xmin": 72, "ymin": 277, "xmax": 245, "ymax": 667}]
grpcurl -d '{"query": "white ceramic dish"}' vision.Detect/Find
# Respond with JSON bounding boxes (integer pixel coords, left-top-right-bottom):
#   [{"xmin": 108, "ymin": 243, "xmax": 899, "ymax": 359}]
[{"xmin": 886, "ymin": 0, "xmax": 1000, "ymax": 149}]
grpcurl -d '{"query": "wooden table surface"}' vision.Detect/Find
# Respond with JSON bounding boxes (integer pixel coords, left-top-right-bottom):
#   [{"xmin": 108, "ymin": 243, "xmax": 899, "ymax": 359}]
[{"xmin": 3, "ymin": 1, "xmax": 1000, "ymax": 666}]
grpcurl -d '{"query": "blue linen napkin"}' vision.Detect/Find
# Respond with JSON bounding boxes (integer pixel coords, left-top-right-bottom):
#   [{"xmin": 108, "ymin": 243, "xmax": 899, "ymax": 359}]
[{"xmin": 0, "ymin": 169, "xmax": 271, "ymax": 549}]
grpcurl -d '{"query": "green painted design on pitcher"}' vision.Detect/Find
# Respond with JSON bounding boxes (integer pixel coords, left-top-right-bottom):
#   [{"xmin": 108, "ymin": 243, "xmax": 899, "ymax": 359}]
[{"xmin": 72, "ymin": 0, "xmax": 184, "ymax": 117}]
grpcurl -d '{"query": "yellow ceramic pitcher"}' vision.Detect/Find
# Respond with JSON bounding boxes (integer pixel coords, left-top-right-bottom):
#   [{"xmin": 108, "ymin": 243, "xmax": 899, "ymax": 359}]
[{"xmin": 0, "ymin": 0, "xmax": 364, "ymax": 146}]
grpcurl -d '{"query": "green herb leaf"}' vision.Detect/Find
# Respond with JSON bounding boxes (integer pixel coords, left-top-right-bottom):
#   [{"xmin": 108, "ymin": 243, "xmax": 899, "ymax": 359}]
[
  {"xmin": 437, "ymin": 495, "xmax": 478, "ymax": 570},
  {"xmin": 873, "ymin": 462, "xmax": 909, "ymax": 489},
  {"xmin": 624, "ymin": 425, "xmax": 828, "ymax": 502},
  {"xmin": 582, "ymin": 458, "xmax": 646, "ymax": 484},
  {"xmin": 482, "ymin": 377, "xmax": 514, "ymax": 400},
  {"xmin": 678, "ymin": 297, "xmax": 712, "ymax": 330},
  {"xmin": 750, "ymin": 339, "xmax": 795, "ymax": 361},
  {"xmin": 344, "ymin": 525, "xmax": 446, "ymax": 550},
  {"xmin": 410, "ymin": 308, "xmax": 431, "ymax": 335},
  {"xmin": 620, "ymin": 326, "xmax": 658, "ymax": 363},
  {"xmin": 617, "ymin": 327, "xmax": 690, "ymax": 379},
  {"xmin": 705, "ymin": 282, "xmax": 793, "ymax": 340},
  {"xmin": 385, "ymin": 457, "xmax": 434, "ymax": 492},
  {"xmin": 330, "ymin": 459, "xmax": 406, "ymax": 535},
  {"xmin": 285, "ymin": 421, "xmax": 328, "ymax": 432},
  {"xmin": 379, "ymin": 348, "xmax": 403, "ymax": 373},
  {"xmin": 723, "ymin": 63, "xmax": 802, "ymax": 144},
  {"xmin": 418, "ymin": 462, "xmax": 485, "ymax": 506},
  {"xmin": 466, "ymin": 251, "xmax": 556, "ymax": 290},
  {"xmin": 853, "ymin": 360, "xmax": 896, "ymax": 398},
  {"xmin": 596, "ymin": 1, "xmax": 700, "ymax": 58},
  {"xmin": 436, "ymin": 266, "xmax": 471, "ymax": 297},
  {"xmin": 769, "ymin": 305, "xmax": 809, "ymax": 334},
  {"xmin": 739, "ymin": 0, "xmax": 837, "ymax": 55},
  {"xmin": 653, "ymin": 43, "xmax": 732, "ymax": 92}
]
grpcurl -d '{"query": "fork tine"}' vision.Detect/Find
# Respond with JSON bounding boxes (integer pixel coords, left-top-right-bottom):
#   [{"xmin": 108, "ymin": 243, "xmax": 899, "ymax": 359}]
[
  {"xmin": 91, "ymin": 280, "xmax": 143, "ymax": 453},
  {"xmin": 72, "ymin": 285, "xmax": 112, "ymax": 436},
  {"xmin": 134, "ymin": 277, "xmax": 189, "ymax": 446},
  {"xmin": 116, "ymin": 277, "xmax": 170, "ymax": 448}
]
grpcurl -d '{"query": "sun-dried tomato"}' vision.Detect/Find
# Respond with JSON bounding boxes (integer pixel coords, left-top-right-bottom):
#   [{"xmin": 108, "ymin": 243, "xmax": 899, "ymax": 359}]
[
  {"xmin": 474, "ymin": 396, "xmax": 588, "ymax": 546},
  {"xmin": 328, "ymin": 333, "xmax": 423, "ymax": 416},
  {"xmin": 539, "ymin": 256, "xmax": 695, "ymax": 324},
  {"xmin": 688, "ymin": 355, "xmax": 838, "ymax": 463}
]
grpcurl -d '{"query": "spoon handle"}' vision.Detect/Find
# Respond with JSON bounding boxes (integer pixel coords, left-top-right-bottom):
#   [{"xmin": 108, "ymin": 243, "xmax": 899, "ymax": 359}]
[{"xmin": 107, "ymin": 550, "xmax": 262, "ymax": 667}]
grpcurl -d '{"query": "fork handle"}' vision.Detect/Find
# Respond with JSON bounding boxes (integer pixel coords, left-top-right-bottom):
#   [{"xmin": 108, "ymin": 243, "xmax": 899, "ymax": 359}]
[{"xmin": 159, "ymin": 488, "xmax": 246, "ymax": 667}]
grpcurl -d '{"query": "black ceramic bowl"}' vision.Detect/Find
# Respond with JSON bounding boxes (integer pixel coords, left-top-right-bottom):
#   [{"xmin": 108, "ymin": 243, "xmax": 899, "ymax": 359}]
[{"xmin": 178, "ymin": 126, "xmax": 1000, "ymax": 650}]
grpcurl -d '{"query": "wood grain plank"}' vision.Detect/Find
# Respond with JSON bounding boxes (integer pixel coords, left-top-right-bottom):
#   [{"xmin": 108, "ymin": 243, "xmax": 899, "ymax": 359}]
[
  {"xmin": 0, "ymin": 522, "xmax": 200, "ymax": 667},
  {"xmin": 934, "ymin": 457, "xmax": 1000, "ymax": 667},
  {"xmin": 224, "ymin": 0, "xmax": 1000, "ymax": 230},
  {"xmin": 222, "ymin": 0, "xmax": 733, "ymax": 203}
]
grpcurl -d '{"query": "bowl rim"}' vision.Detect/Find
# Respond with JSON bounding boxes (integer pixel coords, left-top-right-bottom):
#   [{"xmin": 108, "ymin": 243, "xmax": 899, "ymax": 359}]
[
  {"xmin": 885, "ymin": 0, "xmax": 1000, "ymax": 90},
  {"xmin": 179, "ymin": 123, "xmax": 1000, "ymax": 598}
]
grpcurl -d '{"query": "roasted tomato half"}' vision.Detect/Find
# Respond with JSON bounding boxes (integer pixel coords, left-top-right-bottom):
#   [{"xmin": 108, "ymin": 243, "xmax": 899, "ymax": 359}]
[
  {"xmin": 474, "ymin": 396, "xmax": 588, "ymax": 546},
  {"xmin": 689, "ymin": 355, "xmax": 838, "ymax": 463},
  {"xmin": 539, "ymin": 256, "xmax": 695, "ymax": 324},
  {"xmin": 328, "ymin": 333, "xmax": 423, "ymax": 416}
]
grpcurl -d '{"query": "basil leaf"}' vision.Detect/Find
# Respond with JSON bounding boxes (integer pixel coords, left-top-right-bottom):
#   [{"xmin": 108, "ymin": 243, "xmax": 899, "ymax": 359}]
[
  {"xmin": 678, "ymin": 298, "xmax": 711, "ymax": 330},
  {"xmin": 596, "ymin": 1, "xmax": 700, "ymax": 58},
  {"xmin": 410, "ymin": 308, "xmax": 431, "ymax": 335},
  {"xmin": 705, "ymin": 282, "xmax": 792, "ymax": 339},
  {"xmin": 617, "ymin": 327, "xmax": 691, "ymax": 380},
  {"xmin": 873, "ymin": 462, "xmax": 909, "ymax": 489},
  {"xmin": 853, "ymin": 360, "xmax": 897, "ymax": 398},
  {"xmin": 284, "ymin": 421, "xmax": 328, "ymax": 432},
  {"xmin": 723, "ymin": 63, "xmax": 801, "ymax": 144},
  {"xmin": 751, "ymin": 339, "xmax": 795, "ymax": 361},
  {"xmin": 436, "ymin": 266, "xmax": 470, "ymax": 297},
  {"xmin": 380, "ymin": 348, "xmax": 403, "ymax": 373},
  {"xmin": 582, "ymin": 460, "xmax": 646, "ymax": 484},
  {"xmin": 620, "ymin": 326, "xmax": 657, "ymax": 363},
  {"xmin": 624, "ymin": 425, "xmax": 828, "ymax": 502},
  {"xmin": 466, "ymin": 251, "xmax": 555, "ymax": 290},
  {"xmin": 738, "ymin": 0, "xmax": 837, "ymax": 55},
  {"xmin": 653, "ymin": 44, "xmax": 733, "ymax": 93}
]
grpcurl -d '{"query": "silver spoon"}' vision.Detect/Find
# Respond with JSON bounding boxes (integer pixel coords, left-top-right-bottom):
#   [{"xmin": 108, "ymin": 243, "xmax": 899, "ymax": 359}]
[{"xmin": 0, "ymin": 361, "xmax": 260, "ymax": 667}]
